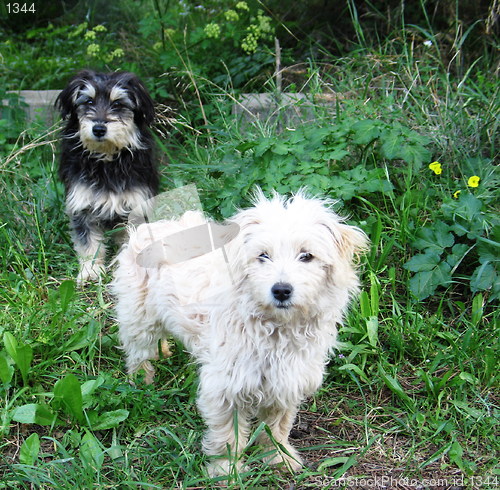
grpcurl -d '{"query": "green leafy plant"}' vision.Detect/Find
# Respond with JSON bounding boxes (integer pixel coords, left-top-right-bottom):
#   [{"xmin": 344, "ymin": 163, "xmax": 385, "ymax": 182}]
[
  {"xmin": 19, "ymin": 432, "xmax": 41, "ymax": 466},
  {"xmin": 3, "ymin": 332, "xmax": 33, "ymax": 387},
  {"xmin": 137, "ymin": 0, "xmax": 277, "ymax": 91},
  {"xmin": 0, "ymin": 89, "xmax": 27, "ymax": 156},
  {"xmin": 11, "ymin": 374, "xmax": 129, "ymax": 429},
  {"xmin": 404, "ymin": 159, "xmax": 499, "ymax": 300},
  {"xmin": 189, "ymin": 115, "xmax": 431, "ymax": 218}
]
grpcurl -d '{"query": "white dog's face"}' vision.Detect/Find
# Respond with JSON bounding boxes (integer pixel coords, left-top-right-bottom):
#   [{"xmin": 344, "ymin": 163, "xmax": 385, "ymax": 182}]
[
  {"xmin": 232, "ymin": 192, "xmax": 368, "ymax": 320},
  {"xmin": 243, "ymin": 228, "xmax": 331, "ymax": 314}
]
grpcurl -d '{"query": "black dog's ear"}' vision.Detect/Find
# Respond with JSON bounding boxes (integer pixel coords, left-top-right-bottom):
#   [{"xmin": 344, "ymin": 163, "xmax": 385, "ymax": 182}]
[
  {"xmin": 56, "ymin": 70, "xmax": 97, "ymax": 119},
  {"xmin": 123, "ymin": 73, "xmax": 155, "ymax": 126}
]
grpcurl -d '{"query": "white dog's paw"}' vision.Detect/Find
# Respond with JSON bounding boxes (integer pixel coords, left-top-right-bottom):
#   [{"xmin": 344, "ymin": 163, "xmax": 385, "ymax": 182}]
[
  {"xmin": 77, "ymin": 260, "xmax": 106, "ymax": 285},
  {"xmin": 127, "ymin": 360, "xmax": 156, "ymax": 385},
  {"xmin": 160, "ymin": 339, "xmax": 173, "ymax": 358},
  {"xmin": 264, "ymin": 445, "xmax": 303, "ymax": 472},
  {"xmin": 206, "ymin": 458, "xmax": 243, "ymax": 478}
]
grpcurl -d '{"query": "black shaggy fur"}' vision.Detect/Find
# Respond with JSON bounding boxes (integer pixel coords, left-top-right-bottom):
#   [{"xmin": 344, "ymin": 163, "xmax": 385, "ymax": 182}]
[
  {"xmin": 56, "ymin": 70, "xmax": 158, "ymax": 195},
  {"xmin": 56, "ymin": 70, "xmax": 159, "ymax": 283}
]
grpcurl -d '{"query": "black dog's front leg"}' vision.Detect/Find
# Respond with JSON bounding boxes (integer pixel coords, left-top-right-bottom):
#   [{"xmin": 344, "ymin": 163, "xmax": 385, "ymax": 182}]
[{"xmin": 69, "ymin": 213, "xmax": 106, "ymax": 284}]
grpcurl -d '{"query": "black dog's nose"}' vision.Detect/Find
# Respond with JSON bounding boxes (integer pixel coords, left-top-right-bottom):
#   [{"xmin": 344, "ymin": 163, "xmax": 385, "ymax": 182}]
[
  {"xmin": 271, "ymin": 282, "xmax": 293, "ymax": 303},
  {"xmin": 92, "ymin": 124, "xmax": 107, "ymax": 138}
]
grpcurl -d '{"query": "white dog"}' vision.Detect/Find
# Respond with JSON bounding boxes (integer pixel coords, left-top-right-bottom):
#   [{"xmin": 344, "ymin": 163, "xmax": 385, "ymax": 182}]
[{"xmin": 111, "ymin": 190, "xmax": 368, "ymax": 476}]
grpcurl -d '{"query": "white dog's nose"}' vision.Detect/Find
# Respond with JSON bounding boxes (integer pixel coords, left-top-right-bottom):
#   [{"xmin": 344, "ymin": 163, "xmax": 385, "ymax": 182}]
[{"xmin": 271, "ymin": 282, "xmax": 293, "ymax": 303}]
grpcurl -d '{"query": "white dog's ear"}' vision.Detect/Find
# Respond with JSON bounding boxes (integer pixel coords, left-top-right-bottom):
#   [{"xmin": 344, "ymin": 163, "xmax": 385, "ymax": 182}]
[
  {"xmin": 326, "ymin": 221, "xmax": 370, "ymax": 264},
  {"xmin": 231, "ymin": 207, "xmax": 261, "ymax": 231}
]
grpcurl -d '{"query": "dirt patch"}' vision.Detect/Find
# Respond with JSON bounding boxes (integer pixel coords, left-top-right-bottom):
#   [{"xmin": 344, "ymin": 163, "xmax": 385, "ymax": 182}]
[{"xmin": 290, "ymin": 410, "xmax": 474, "ymax": 489}]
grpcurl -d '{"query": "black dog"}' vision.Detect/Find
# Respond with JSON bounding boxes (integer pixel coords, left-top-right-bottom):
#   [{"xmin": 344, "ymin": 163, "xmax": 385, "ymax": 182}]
[{"xmin": 56, "ymin": 70, "xmax": 158, "ymax": 283}]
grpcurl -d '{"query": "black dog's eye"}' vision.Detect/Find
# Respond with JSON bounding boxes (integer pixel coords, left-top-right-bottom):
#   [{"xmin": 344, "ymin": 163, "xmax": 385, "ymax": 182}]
[
  {"xmin": 111, "ymin": 100, "xmax": 123, "ymax": 109},
  {"xmin": 77, "ymin": 97, "xmax": 94, "ymax": 107},
  {"xmin": 298, "ymin": 252, "xmax": 314, "ymax": 263},
  {"xmin": 258, "ymin": 252, "xmax": 271, "ymax": 262}
]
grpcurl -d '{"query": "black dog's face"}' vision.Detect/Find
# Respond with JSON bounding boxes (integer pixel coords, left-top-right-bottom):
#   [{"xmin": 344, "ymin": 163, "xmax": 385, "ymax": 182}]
[{"xmin": 57, "ymin": 70, "xmax": 155, "ymax": 158}]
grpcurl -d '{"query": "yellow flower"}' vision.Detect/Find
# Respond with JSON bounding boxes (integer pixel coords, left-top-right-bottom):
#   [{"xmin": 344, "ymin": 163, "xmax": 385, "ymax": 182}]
[
  {"xmin": 467, "ymin": 176, "xmax": 480, "ymax": 188},
  {"xmin": 428, "ymin": 161, "xmax": 442, "ymax": 175},
  {"xmin": 453, "ymin": 190, "xmax": 461, "ymax": 199},
  {"xmin": 93, "ymin": 24, "xmax": 107, "ymax": 33}
]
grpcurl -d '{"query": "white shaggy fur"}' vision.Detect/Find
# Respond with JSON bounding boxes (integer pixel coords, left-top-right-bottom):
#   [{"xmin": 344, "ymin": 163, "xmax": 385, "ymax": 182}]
[{"xmin": 111, "ymin": 190, "xmax": 368, "ymax": 476}]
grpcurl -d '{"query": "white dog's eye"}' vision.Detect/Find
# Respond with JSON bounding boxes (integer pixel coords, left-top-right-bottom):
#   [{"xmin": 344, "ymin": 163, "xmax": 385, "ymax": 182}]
[
  {"xmin": 258, "ymin": 252, "xmax": 271, "ymax": 262},
  {"xmin": 298, "ymin": 252, "xmax": 314, "ymax": 263}
]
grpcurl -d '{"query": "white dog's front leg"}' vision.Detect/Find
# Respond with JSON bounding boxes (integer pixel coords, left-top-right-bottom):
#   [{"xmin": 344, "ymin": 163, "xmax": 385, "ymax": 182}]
[
  {"xmin": 258, "ymin": 405, "xmax": 303, "ymax": 471},
  {"xmin": 198, "ymin": 388, "xmax": 251, "ymax": 477},
  {"xmin": 118, "ymin": 322, "xmax": 163, "ymax": 384}
]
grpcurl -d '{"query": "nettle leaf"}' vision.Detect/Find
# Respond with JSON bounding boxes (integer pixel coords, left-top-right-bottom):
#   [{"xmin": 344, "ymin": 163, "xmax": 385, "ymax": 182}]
[
  {"xmin": 404, "ymin": 251, "xmax": 441, "ymax": 272},
  {"xmin": 361, "ymin": 170, "xmax": 394, "ymax": 194},
  {"xmin": 271, "ymin": 141, "xmax": 290, "ymax": 155},
  {"xmin": 397, "ymin": 142, "xmax": 431, "ymax": 169},
  {"xmin": 329, "ymin": 176, "xmax": 358, "ymax": 200},
  {"xmin": 323, "ymin": 148, "xmax": 349, "ymax": 161},
  {"xmin": 446, "ymin": 243, "xmax": 470, "ymax": 268},
  {"xmin": 344, "ymin": 165, "xmax": 368, "ymax": 182},
  {"xmin": 470, "ymin": 262, "xmax": 497, "ymax": 293},
  {"xmin": 351, "ymin": 119, "xmax": 382, "ymax": 145},
  {"xmin": 380, "ymin": 129, "xmax": 404, "ymax": 160},
  {"xmin": 405, "ymin": 251, "xmax": 453, "ymax": 299},
  {"xmin": 409, "ymin": 264, "xmax": 452, "ymax": 299},
  {"xmin": 412, "ymin": 221, "xmax": 455, "ymax": 253}
]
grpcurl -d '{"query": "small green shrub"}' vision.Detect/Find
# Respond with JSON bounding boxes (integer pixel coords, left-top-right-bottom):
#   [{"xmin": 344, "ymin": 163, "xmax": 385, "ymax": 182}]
[
  {"xmin": 404, "ymin": 158, "xmax": 499, "ymax": 301},
  {"xmin": 183, "ymin": 115, "xmax": 431, "ymax": 218},
  {"xmin": 1, "ymin": 22, "xmax": 127, "ymax": 90},
  {"xmin": 0, "ymin": 89, "xmax": 26, "ymax": 153},
  {"xmin": 137, "ymin": 0, "xmax": 278, "ymax": 92}
]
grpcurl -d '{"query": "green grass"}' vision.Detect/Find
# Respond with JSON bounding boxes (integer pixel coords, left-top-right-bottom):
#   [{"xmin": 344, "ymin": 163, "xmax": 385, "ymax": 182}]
[{"xmin": 1, "ymin": 10, "xmax": 499, "ymax": 490}]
